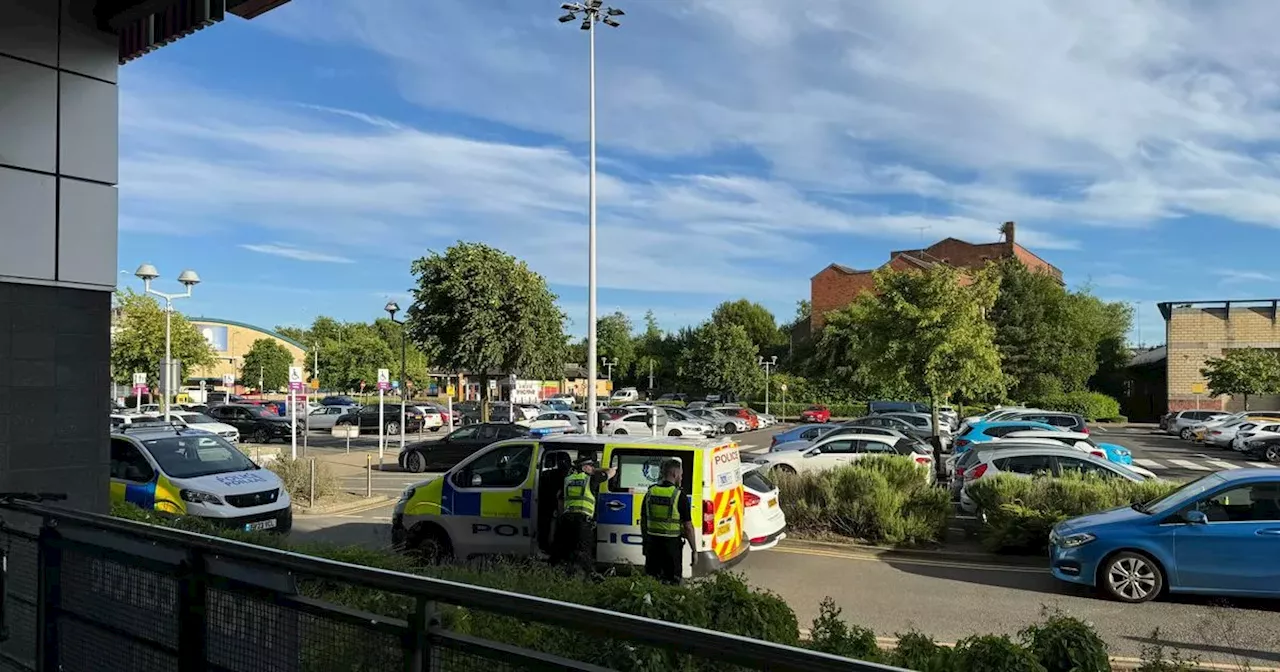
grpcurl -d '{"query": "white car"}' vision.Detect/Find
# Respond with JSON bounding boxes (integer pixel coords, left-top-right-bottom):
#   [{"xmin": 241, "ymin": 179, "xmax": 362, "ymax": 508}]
[
  {"xmin": 958, "ymin": 444, "xmax": 1151, "ymax": 514},
  {"xmin": 741, "ymin": 464, "xmax": 787, "ymax": 550},
  {"xmin": 603, "ymin": 408, "xmax": 669, "ymax": 435},
  {"xmin": 518, "ymin": 411, "xmax": 587, "ymax": 434},
  {"xmin": 110, "ymin": 413, "xmax": 168, "ymax": 429},
  {"xmin": 688, "ymin": 408, "xmax": 748, "ymax": 434},
  {"xmin": 1234, "ymin": 422, "xmax": 1280, "ymax": 452},
  {"xmin": 307, "ymin": 404, "xmax": 358, "ymax": 430},
  {"xmin": 936, "ymin": 405, "xmax": 960, "ymax": 430},
  {"xmin": 752, "ymin": 433, "xmax": 934, "ymax": 482},
  {"xmin": 412, "ymin": 406, "xmax": 445, "ymax": 431},
  {"xmin": 169, "ymin": 411, "xmax": 241, "ymax": 443},
  {"xmin": 609, "ymin": 387, "xmax": 640, "ymax": 403},
  {"xmin": 1169, "ymin": 410, "xmax": 1230, "ymax": 438},
  {"xmin": 756, "ymin": 412, "xmax": 777, "ymax": 428},
  {"xmin": 139, "ymin": 404, "xmax": 162, "ymax": 416},
  {"xmin": 1202, "ymin": 417, "xmax": 1255, "ymax": 448},
  {"xmin": 662, "ymin": 407, "xmax": 720, "ymax": 436}
]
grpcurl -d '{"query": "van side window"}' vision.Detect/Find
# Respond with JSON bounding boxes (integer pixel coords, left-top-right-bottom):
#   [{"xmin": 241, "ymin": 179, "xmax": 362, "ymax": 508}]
[
  {"xmin": 606, "ymin": 448, "xmax": 695, "ymax": 494},
  {"xmin": 111, "ymin": 439, "xmax": 155, "ymax": 483}
]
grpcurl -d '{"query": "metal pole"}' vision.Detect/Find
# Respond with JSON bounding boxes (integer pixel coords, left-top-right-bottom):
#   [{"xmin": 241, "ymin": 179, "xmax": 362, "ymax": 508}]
[
  {"xmin": 289, "ymin": 387, "xmax": 297, "ymax": 460},
  {"xmin": 303, "ymin": 397, "xmax": 309, "ymax": 457},
  {"xmin": 447, "ymin": 395, "xmax": 454, "ymax": 431},
  {"xmin": 586, "ymin": 14, "xmax": 599, "ymax": 437},
  {"xmin": 365, "ymin": 454, "xmax": 372, "ymax": 498},
  {"xmin": 309, "ymin": 457, "xmax": 316, "ymax": 508},
  {"xmin": 346, "ymin": 426, "xmax": 351, "ymax": 454},
  {"xmin": 378, "ymin": 388, "xmax": 385, "ymax": 470},
  {"xmin": 648, "ymin": 360, "xmax": 654, "ymax": 396},
  {"xmin": 400, "ymin": 333, "xmax": 407, "ymax": 453},
  {"xmin": 764, "ymin": 362, "xmax": 771, "ymax": 416},
  {"xmin": 163, "ymin": 298, "xmax": 172, "ymax": 421}
]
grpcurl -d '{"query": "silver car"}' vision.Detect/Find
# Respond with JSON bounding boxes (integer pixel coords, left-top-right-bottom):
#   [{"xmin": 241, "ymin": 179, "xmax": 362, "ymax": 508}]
[{"xmin": 307, "ymin": 404, "xmax": 357, "ymax": 430}]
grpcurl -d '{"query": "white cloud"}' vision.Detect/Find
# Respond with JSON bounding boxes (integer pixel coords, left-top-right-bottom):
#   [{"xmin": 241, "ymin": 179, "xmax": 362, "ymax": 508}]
[
  {"xmin": 1215, "ymin": 269, "xmax": 1275, "ymax": 284},
  {"xmin": 240, "ymin": 243, "xmax": 356, "ymax": 264}
]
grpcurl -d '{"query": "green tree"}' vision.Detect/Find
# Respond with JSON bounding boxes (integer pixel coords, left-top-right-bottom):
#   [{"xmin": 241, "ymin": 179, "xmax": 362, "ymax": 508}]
[
  {"xmin": 712, "ymin": 299, "xmax": 781, "ymax": 353},
  {"xmin": 839, "ymin": 264, "xmax": 1005, "ymax": 428},
  {"xmin": 1200, "ymin": 348, "xmax": 1280, "ymax": 410},
  {"xmin": 372, "ymin": 317, "xmax": 431, "ymax": 392},
  {"xmin": 324, "ymin": 325, "xmax": 395, "ymax": 392},
  {"xmin": 274, "ymin": 325, "xmax": 310, "ymax": 344},
  {"xmin": 241, "ymin": 338, "xmax": 294, "ymax": 392},
  {"xmin": 597, "ymin": 311, "xmax": 636, "ymax": 381},
  {"xmin": 679, "ymin": 322, "xmax": 764, "ymax": 398},
  {"xmin": 110, "ymin": 289, "xmax": 216, "ymax": 388},
  {"xmin": 405, "ymin": 242, "xmax": 566, "ymax": 417}
]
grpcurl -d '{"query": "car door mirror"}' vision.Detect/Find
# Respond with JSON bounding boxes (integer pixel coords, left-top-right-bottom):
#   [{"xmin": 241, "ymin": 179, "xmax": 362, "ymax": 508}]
[
  {"xmin": 1183, "ymin": 509, "xmax": 1208, "ymax": 525},
  {"xmin": 805, "ymin": 447, "xmax": 821, "ymax": 457}
]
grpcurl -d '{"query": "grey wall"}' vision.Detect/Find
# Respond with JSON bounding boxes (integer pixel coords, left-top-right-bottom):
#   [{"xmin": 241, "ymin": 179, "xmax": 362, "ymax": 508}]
[{"xmin": 0, "ymin": 0, "xmax": 119, "ymax": 512}]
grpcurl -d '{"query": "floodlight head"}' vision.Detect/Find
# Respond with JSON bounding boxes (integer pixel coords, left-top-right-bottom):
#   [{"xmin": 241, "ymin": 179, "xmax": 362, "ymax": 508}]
[
  {"xmin": 606, "ymin": 7, "xmax": 624, "ymax": 16},
  {"xmin": 560, "ymin": 2, "xmax": 579, "ymax": 10},
  {"xmin": 134, "ymin": 263, "xmax": 160, "ymax": 281},
  {"xmin": 580, "ymin": 18, "xmax": 590, "ymax": 30},
  {"xmin": 589, "ymin": 0, "xmax": 602, "ymax": 7},
  {"xmin": 558, "ymin": 12, "xmax": 575, "ymax": 23},
  {"xmin": 176, "ymin": 269, "xmax": 201, "ymax": 287},
  {"xmin": 770, "ymin": 355, "xmax": 778, "ymax": 365},
  {"xmin": 385, "ymin": 300, "xmax": 400, "ymax": 316},
  {"xmin": 602, "ymin": 17, "xmax": 619, "ymax": 27}
]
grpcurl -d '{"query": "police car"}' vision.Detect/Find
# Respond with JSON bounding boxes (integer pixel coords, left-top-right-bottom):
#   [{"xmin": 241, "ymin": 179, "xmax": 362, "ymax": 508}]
[
  {"xmin": 110, "ymin": 424, "xmax": 292, "ymax": 532},
  {"xmin": 392, "ymin": 428, "xmax": 749, "ymax": 578}
]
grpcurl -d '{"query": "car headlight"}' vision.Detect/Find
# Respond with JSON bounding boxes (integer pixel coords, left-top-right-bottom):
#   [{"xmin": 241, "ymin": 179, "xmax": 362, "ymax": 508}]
[
  {"xmin": 1053, "ymin": 532, "xmax": 1096, "ymax": 548},
  {"xmin": 399, "ymin": 486, "xmax": 417, "ymax": 502},
  {"xmin": 180, "ymin": 489, "xmax": 223, "ymax": 505},
  {"xmin": 752, "ymin": 458, "xmax": 771, "ymax": 465}
]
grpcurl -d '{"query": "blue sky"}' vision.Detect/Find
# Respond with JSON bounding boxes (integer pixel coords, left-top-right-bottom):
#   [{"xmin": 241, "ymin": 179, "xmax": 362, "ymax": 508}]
[{"xmin": 116, "ymin": 0, "xmax": 1280, "ymax": 344}]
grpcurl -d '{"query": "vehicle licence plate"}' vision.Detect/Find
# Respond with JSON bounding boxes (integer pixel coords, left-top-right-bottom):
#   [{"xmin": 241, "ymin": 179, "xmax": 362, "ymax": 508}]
[
  {"xmin": 768, "ymin": 498, "xmax": 777, "ymax": 508},
  {"xmin": 244, "ymin": 519, "xmax": 277, "ymax": 532}
]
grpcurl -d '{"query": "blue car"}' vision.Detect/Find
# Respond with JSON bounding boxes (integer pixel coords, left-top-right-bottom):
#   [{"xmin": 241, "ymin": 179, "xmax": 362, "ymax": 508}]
[
  {"xmin": 953, "ymin": 420, "xmax": 1062, "ymax": 453},
  {"xmin": 769, "ymin": 423, "xmax": 836, "ymax": 450},
  {"xmin": 1050, "ymin": 469, "xmax": 1280, "ymax": 602}
]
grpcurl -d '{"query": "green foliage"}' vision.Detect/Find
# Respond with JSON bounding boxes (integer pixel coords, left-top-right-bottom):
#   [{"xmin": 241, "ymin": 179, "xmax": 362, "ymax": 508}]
[
  {"xmin": 1200, "ymin": 347, "xmax": 1280, "ymax": 410},
  {"xmin": 1134, "ymin": 629, "xmax": 1199, "ymax": 672},
  {"xmin": 966, "ymin": 473, "xmax": 1180, "ymax": 553},
  {"xmin": 746, "ymin": 399, "xmax": 867, "ymax": 419},
  {"xmin": 406, "ymin": 242, "xmax": 566, "ymax": 399},
  {"xmin": 268, "ymin": 456, "xmax": 340, "ymax": 502},
  {"xmin": 950, "ymin": 634, "xmax": 1047, "ymax": 672},
  {"xmin": 598, "ymin": 311, "xmax": 638, "ymax": 377},
  {"xmin": 820, "ymin": 264, "xmax": 1005, "ymax": 409},
  {"xmin": 711, "ymin": 299, "xmax": 781, "ymax": 353},
  {"xmin": 241, "ymin": 338, "xmax": 294, "ymax": 392},
  {"xmin": 324, "ymin": 325, "xmax": 395, "ymax": 391},
  {"xmin": 1020, "ymin": 609, "xmax": 1110, "ymax": 672},
  {"xmin": 1027, "ymin": 391, "xmax": 1121, "ymax": 421},
  {"xmin": 807, "ymin": 598, "xmax": 882, "ymax": 661},
  {"xmin": 679, "ymin": 322, "xmax": 765, "ymax": 398},
  {"xmin": 110, "ymin": 289, "xmax": 216, "ymax": 387},
  {"xmin": 889, "ymin": 630, "xmax": 954, "ymax": 672},
  {"xmin": 773, "ymin": 457, "xmax": 950, "ymax": 545}
]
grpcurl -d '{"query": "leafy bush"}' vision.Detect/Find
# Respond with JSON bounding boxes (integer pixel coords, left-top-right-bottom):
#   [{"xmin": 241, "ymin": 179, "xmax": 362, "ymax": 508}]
[
  {"xmin": 1134, "ymin": 629, "xmax": 1199, "ymax": 672},
  {"xmin": 950, "ymin": 634, "xmax": 1048, "ymax": 672},
  {"xmin": 889, "ymin": 630, "xmax": 954, "ymax": 672},
  {"xmin": 1020, "ymin": 610, "xmax": 1110, "ymax": 672},
  {"xmin": 966, "ymin": 473, "xmax": 1179, "ymax": 553},
  {"xmin": 268, "ymin": 456, "xmax": 341, "ymax": 503},
  {"xmin": 1028, "ymin": 391, "xmax": 1121, "ymax": 421},
  {"xmin": 808, "ymin": 598, "xmax": 882, "ymax": 661},
  {"xmin": 774, "ymin": 457, "xmax": 951, "ymax": 545}
]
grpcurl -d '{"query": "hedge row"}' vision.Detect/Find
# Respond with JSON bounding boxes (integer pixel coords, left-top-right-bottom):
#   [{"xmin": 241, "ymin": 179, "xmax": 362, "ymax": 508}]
[
  {"xmin": 1024, "ymin": 391, "xmax": 1122, "ymax": 421},
  {"xmin": 745, "ymin": 401, "xmax": 869, "ymax": 418},
  {"xmin": 111, "ymin": 502, "xmax": 1201, "ymax": 672},
  {"xmin": 772, "ymin": 458, "xmax": 951, "ymax": 546},
  {"xmin": 965, "ymin": 473, "xmax": 1180, "ymax": 553}
]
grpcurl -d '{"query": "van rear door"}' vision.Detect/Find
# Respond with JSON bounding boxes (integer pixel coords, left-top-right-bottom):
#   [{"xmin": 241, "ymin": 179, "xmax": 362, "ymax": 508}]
[
  {"xmin": 597, "ymin": 445, "xmax": 697, "ymax": 570},
  {"xmin": 707, "ymin": 443, "xmax": 746, "ymax": 564}
]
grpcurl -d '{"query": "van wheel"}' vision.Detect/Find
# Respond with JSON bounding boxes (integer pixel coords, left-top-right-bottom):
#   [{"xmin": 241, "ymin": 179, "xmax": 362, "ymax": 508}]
[
  {"xmin": 406, "ymin": 524, "xmax": 453, "ymax": 564},
  {"xmin": 724, "ymin": 423, "xmax": 736, "ymax": 434},
  {"xmin": 614, "ymin": 429, "xmax": 628, "ymax": 435},
  {"xmin": 404, "ymin": 451, "xmax": 426, "ymax": 473},
  {"xmin": 668, "ymin": 429, "xmax": 682, "ymax": 437},
  {"xmin": 252, "ymin": 428, "xmax": 270, "ymax": 444}
]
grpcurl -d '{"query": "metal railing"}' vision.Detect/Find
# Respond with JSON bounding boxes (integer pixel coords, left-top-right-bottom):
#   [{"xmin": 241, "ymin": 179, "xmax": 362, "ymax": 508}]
[{"xmin": 0, "ymin": 500, "xmax": 904, "ymax": 672}]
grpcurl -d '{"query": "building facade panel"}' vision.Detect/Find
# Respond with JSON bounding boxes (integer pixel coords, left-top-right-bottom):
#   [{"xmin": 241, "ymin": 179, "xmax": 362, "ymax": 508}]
[
  {"xmin": 1165, "ymin": 302, "xmax": 1280, "ymax": 412},
  {"xmin": 189, "ymin": 319, "xmax": 308, "ymax": 386}
]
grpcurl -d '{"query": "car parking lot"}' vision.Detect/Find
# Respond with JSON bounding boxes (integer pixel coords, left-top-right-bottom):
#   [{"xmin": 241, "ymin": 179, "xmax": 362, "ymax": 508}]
[{"xmin": 1096, "ymin": 424, "xmax": 1280, "ymax": 481}]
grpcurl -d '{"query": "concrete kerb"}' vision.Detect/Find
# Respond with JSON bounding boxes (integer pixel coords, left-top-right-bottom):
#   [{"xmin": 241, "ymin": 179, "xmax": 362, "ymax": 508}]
[
  {"xmin": 865, "ymin": 636, "xmax": 1276, "ymax": 672},
  {"xmin": 295, "ymin": 495, "xmax": 393, "ymax": 516}
]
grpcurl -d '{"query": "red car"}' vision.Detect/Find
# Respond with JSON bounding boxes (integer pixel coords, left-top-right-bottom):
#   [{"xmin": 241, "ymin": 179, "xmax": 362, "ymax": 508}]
[
  {"xmin": 716, "ymin": 406, "xmax": 759, "ymax": 431},
  {"xmin": 800, "ymin": 405, "xmax": 831, "ymax": 423}
]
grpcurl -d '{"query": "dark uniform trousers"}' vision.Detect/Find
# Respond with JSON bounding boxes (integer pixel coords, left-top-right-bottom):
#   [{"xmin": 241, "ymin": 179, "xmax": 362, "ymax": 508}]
[
  {"xmin": 554, "ymin": 511, "xmax": 596, "ymax": 575},
  {"xmin": 643, "ymin": 536, "xmax": 684, "ymax": 584}
]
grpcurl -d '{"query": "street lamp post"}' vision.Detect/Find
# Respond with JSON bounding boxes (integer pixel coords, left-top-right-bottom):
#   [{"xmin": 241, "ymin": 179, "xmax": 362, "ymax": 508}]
[
  {"xmin": 386, "ymin": 301, "xmax": 407, "ymax": 454},
  {"xmin": 758, "ymin": 355, "xmax": 778, "ymax": 416},
  {"xmin": 602, "ymin": 356, "xmax": 618, "ymax": 382},
  {"xmin": 134, "ymin": 264, "xmax": 200, "ymax": 421},
  {"xmin": 559, "ymin": 0, "xmax": 624, "ymax": 436}
]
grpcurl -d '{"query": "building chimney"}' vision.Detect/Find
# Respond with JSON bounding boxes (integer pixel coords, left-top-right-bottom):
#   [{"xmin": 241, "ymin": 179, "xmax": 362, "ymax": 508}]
[{"xmin": 1000, "ymin": 221, "xmax": 1016, "ymax": 245}]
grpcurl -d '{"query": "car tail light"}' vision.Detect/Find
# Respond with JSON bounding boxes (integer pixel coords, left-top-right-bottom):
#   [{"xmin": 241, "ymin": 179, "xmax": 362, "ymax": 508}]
[
  {"xmin": 702, "ymin": 500, "xmax": 715, "ymax": 535},
  {"xmin": 954, "ymin": 438, "xmax": 970, "ymax": 450},
  {"xmin": 968, "ymin": 463, "xmax": 988, "ymax": 480},
  {"xmin": 1090, "ymin": 450, "xmax": 1106, "ymax": 459},
  {"xmin": 915, "ymin": 456, "xmax": 931, "ymax": 465},
  {"xmin": 743, "ymin": 491, "xmax": 760, "ymax": 507},
  {"xmin": 1082, "ymin": 426, "xmax": 1090, "ymax": 434},
  {"xmin": 750, "ymin": 536, "xmax": 767, "ymax": 544}
]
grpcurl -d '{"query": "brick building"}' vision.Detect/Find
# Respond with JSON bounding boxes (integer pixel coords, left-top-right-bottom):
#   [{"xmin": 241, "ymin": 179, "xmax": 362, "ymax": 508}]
[
  {"xmin": 1159, "ymin": 299, "xmax": 1280, "ymax": 413},
  {"xmin": 810, "ymin": 222, "xmax": 1063, "ymax": 329}
]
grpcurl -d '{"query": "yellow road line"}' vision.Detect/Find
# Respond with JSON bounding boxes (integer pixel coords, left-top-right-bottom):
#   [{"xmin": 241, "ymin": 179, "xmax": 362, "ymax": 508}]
[{"xmin": 771, "ymin": 545, "xmax": 1048, "ymax": 573}]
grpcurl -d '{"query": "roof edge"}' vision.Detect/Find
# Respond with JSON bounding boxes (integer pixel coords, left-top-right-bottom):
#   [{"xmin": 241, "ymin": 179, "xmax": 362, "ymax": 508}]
[{"xmin": 189, "ymin": 317, "xmax": 308, "ymax": 350}]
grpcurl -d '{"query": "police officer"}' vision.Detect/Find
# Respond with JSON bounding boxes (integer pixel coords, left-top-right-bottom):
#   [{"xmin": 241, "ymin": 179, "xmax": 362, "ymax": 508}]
[
  {"xmin": 554, "ymin": 450, "xmax": 615, "ymax": 575},
  {"xmin": 640, "ymin": 458, "xmax": 695, "ymax": 584}
]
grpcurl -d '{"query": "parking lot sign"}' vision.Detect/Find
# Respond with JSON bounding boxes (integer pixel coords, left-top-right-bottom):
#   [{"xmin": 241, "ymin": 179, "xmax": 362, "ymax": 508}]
[
  {"xmin": 131, "ymin": 372, "xmax": 147, "ymax": 396},
  {"xmin": 377, "ymin": 368, "xmax": 390, "ymax": 391},
  {"xmin": 288, "ymin": 366, "xmax": 304, "ymax": 392},
  {"xmin": 223, "ymin": 373, "xmax": 235, "ymax": 388},
  {"xmin": 1191, "ymin": 383, "xmax": 1206, "ymax": 395}
]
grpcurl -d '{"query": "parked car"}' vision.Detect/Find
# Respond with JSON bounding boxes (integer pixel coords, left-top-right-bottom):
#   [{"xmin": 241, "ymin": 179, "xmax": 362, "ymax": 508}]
[
  {"xmin": 1168, "ymin": 410, "xmax": 1230, "ymax": 438},
  {"xmin": 879, "ymin": 412, "xmax": 951, "ymax": 440},
  {"xmin": 741, "ymin": 464, "xmax": 787, "ymax": 550},
  {"xmin": 656, "ymin": 393, "xmax": 688, "ymax": 404},
  {"xmin": 715, "ymin": 405, "xmax": 759, "ymax": 431},
  {"xmin": 799, "ymin": 405, "xmax": 831, "ymax": 423},
  {"xmin": 205, "ymin": 404, "xmax": 297, "ymax": 444},
  {"xmin": 603, "ymin": 408, "xmax": 669, "ymax": 435},
  {"xmin": 518, "ymin": 411, "xmax": 587, "ymax": 434},
  {"xmin": 307, "ymin": 404, "xmax": 356, "ymax": 430},
  {"xmin": 205, "ymin": 391, "xmax": 245, "ymax": 405},
  {"xmin": 756, "ymin": 412, "xmax": 777, "ymax": 428},
  {"xmin": 753, "ymin": 433, "xmax": 933, "ymax": 482},
  {"xmin": 1049, "ymin": 469, "xmax": 1280, "ymax": 603},
  {"xmin": 168, "ymin": 411, "xmax": 241, "ymax": 443},
  {"xmin": 662, "ymin": 406, "xmax": 719, "ymax": 436},
  {"xmin": 109, "ymin": 413, "xmax": 168, "ymax": 430},
  {"xmin": 958, "ymin": 445, "xmax": 1150, "ymax": 514},
  {"xmin": 936, "ymin": 405, "xmax": 960, "ymax": 430},
  {"xmin": 770, "ymin": 423, "xmax": 837, "ymax": 449},
  {"xmin": 954, "ymin": 420, "xmax": 1064, "ymax": 454},
  {"xmin": 868, "ymin": 400, "xmax": 930, "ymax": 414},
  {"xmin": 397, "ymin": 423, "xmax": 531, "ymax": 473},
  {"xmin": 335, "ymin": 404, "xmax": 425, "ymax": 435},
  {"xmin": 995, "ymin": 410, "xmax": 1088, "ymax": 434},
  {"xmin": 1195, "ymin": 412, "xmax": 1280, "ymax": 444},
  {"xmin": 610, "ymin": 387, "xmax": 640, "ymax": 403},
  {"xmin": 846, "ymin": 415, "xmax": 930, "ymax": 441},
  {"xmin": 688, "ymin": 408, "xmax": 748, "ymax": 434},
  {"xmin": 1001, "ymin": 430, "xmax": 1134, "ymax": 466},
  {"xmin": 1158, "ymin": 411, "xmax": 1176, "ymax": 432},
  {"xmin": 320, "ymin": 395, "xmax": 358, "ymax": 407}
]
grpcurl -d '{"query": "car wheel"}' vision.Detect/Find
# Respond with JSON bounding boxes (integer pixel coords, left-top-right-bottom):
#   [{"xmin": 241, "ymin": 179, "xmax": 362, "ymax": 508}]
[
  {"xmin": 724, "ymin": 423, "xmax": 736, "ymax": 434},
  {"xmin": 1180, "ymin": 428, "xmax": 1193, "ymax": 440},
  {"xmin": 1266, "ymin": 445, "xmax": 1280, "ymax": 463},
  {"xmin": 252, "ymin": 428, "xmax": 270, "ymax": 444},
  {"xmin": 771, "ymin": 464, "xmax": 797, "ymax": 476},
  {"xmin": 1100, "ymin": 551, "xmax": 1163, "ymax": 603},
  {"xmin": 404, "ymin": 450, "xmax": 426, "ymax": 474},
  {"xmin": 431, "ymin": 427, "xmax": 441, "ymax": 433},
  {"xmin": 386, "ymin": 421, "xmax": 400, "ymax": 435},
  {"xmin": 614, "ymin": 428, "xmax": 628, "ymax": 435},
  {"xmin": 668, "ymin": 429, "xmax": 682, "ymax": 437},
  {"xmin": 406, "ymin": 524, "xmax": 453, "ymax": 564}
]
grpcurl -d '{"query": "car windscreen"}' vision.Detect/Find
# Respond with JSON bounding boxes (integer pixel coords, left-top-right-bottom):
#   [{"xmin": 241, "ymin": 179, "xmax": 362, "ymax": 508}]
[
  {"xmin": 177, "ymin": 413, "xmax": 217, "ymax": 424},
  {"xmin": 743, "ymin": 468, "xmax": 775, "ymax": 493},
  {"xmin": 142, "ymin": 435, "xmax": 257, "ymax": 478},
  {"xmin": 1139, "ymin": 473, "xmax": 1227, "ymax": 515},
  {"xmin": 895, "ymin": 439, "xmax": 929, "ymax": 455}
]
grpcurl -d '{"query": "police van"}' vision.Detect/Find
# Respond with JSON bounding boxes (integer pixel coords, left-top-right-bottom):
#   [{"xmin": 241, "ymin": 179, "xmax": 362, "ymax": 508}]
[
  {"xmin": 392, "ymin": 431, "xmax": 748, "ymax": 577},
  {"xmin": 110, "ymin": 425, "xmax": 293, "ymax": 533}
]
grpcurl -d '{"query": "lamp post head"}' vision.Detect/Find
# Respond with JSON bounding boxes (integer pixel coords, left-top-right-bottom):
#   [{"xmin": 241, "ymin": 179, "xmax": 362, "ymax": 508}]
[
  {"xmin": 770, "ymin": 355, "xmax": 778, "ymax": 365},
  {"xmin": 134, "ymin": 263, "xmax": 159, "ymax": 282},
  {"xmin": 385, "ymin": 301, "xmax": 400, "ymax": 318},
  {"xmin": 176, "ymin": 269, "xmax": 201, "ymax": 287}
]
